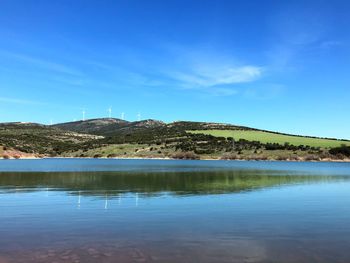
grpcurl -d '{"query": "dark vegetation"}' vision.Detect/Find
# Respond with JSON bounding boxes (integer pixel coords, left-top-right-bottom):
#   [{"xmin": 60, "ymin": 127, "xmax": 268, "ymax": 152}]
[
  {"xmin": 329, "ymin": 145, "xmax": 350, "ymax": 157},
  {"xmin": 0, "ymin": 122, "xmax": 99, "ymax": 155}
]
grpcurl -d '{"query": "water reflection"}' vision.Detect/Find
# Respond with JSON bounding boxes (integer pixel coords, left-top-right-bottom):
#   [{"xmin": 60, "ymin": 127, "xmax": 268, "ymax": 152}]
[{"xmin": 0, "ymin": 169, "xmax": 348, "ymax": 198}]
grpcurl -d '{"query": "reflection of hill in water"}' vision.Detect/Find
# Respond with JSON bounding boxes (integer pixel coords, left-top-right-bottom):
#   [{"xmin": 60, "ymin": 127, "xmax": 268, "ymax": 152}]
[{"xmin": 0, "ymin": 170, "xmax": 348, "ymax": 197}]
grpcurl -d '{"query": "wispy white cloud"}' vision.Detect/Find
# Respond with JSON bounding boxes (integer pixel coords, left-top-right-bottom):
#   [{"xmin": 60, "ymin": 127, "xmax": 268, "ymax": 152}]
[
  {"xmin": 153, "ymin": 44, "xmax": 264, "ymax": 92},
  {"xmin": 266, "ymin": 4, "xmax": 332, "ymax": 70},
  {"xmin": 1, "ymin": 44, "xmax": 263, "ymax": 98},
  {"xmin": 0, "ymin": 96, "xmax": 84, "ymax": 111},
  {"xmin": 170, "ymin": 65, "xmax": 263, "ymax": 88},
  {"xmin": 0, "ymin": 96, "xmax": 44, "ymax": 105},
  {"xmin": 244, "ymin": 84, "xmax": 285, "ymax": 100},
  {"xmin": 78, "ymin": 59, "xmax": 167, "ymax": 88},
  {"xmin": 319, "ymin": 40, "xmax": 343, "ymax": 49},
  {"xmin": 0, "ymin": 50, "xmax": 83, "ymax": 76},
  {"xmin": 206, "ymin": 87, "xmax": 238, "ymax": 97}
]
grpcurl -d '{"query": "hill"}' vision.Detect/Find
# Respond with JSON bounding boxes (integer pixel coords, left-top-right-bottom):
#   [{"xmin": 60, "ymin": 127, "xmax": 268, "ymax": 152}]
[
  {"xmin": 0, "ymin": 118, "xmax": 349, "ymax": 161},
  {"xmin": 0, "ymin": 122, "xmax": 102, "ymax": 155},
  {"xmin": 53, "ymin": 118, "xmax": 349, "ymax": 148}
]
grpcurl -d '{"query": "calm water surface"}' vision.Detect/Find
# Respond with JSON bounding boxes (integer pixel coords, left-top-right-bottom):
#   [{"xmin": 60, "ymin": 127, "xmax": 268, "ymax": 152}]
[{"xmin": 1, "ymin": 159, "xmax": 350, "ymax": 263}]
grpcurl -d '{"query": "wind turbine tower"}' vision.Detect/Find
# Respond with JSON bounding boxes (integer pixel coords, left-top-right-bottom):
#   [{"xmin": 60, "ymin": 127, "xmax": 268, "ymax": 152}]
[
  {"xmin": 137, "ymin": 112, "xmax": 141, "ymax": 121},
  {"xmin": 108, "ymin": 107, "xmax": 112, "ymax": 118},
  {"xmin": 121, "ymin": 112, "xmax": 125, "ymax": 120},
  {"xmin": 82, "ymin": 109, "xmax": 86, "ymax": 121}
]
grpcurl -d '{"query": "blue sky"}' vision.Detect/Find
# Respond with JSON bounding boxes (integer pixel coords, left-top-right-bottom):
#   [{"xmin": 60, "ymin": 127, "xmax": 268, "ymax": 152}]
[{"xmin": 0, "ymin": 0, "xmax": 349, "ymax": 139}]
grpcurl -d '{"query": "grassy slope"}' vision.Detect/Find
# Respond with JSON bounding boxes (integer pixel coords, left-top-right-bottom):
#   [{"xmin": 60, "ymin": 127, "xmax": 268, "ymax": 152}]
[{"xmin": 188, "ymin": 130, "xmax": 350, "ymax": 148}]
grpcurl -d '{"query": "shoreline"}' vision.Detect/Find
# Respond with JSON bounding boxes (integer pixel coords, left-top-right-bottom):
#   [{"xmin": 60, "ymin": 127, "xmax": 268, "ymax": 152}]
[{"xmin": 1, "ymin": 156, "xmax": 350, "ymax": 163}]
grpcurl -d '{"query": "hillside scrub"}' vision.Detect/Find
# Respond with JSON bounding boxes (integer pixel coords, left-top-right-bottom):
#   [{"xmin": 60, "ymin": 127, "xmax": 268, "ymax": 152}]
[{"xmin": 329, "ymin": 145, "xmax": 350, "ymax": 157}]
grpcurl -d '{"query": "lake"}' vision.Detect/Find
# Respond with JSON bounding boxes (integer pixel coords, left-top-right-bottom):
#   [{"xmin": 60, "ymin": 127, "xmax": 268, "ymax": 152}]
[{"xmin": 1, "ymin": 159, "xmax": 350, "ymax": 263}]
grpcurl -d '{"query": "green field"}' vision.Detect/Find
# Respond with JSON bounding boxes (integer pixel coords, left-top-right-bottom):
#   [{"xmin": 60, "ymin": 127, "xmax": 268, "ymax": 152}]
[{"xmin": 188, "ymin": 130, "xmax": 350, "ymax": 148}]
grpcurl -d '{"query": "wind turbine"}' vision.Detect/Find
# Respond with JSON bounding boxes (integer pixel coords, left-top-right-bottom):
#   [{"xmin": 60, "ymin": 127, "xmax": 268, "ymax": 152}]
[
  {"xmin": 82, "ymin": 109, "xmax": 86, "ymax": 121},
  {"xmin": 137, "ymin": 112, "xmax": 141, "ymax": 121},
  {"xmin": 121, "ymin": 112, "xmax": 125, "ymax": 120},
  {"xmin": 50, "ymin": 119, "xmax": 53, "ymax": 125},
  {"xmin": 108, "ymin": 107, "xmax": 112, "ymax": 118}
]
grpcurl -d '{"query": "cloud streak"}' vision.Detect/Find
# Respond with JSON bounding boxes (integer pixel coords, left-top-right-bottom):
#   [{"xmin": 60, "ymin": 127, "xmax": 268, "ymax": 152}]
[
  {"xmin": 0, "ymin": 97, "xmax": 45, "ymax": 105},
  {"xmin": 150, "ymin": 44, "xmax": 265, "ymax": 92},
  {"xmin": 170, "ymin": 65, "xmax": 263, "ymax": 88},
  {"xmin": 0, "ymin": 50, "xmax": 83, "ymax": 76}
]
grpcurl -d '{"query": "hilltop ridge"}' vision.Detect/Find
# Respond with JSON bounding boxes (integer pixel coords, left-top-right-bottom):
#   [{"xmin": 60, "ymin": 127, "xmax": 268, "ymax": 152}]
[
  {"xmin": 52, "ymin": 118, "xmax": 245, "ymax": 135},
  {"xmin": 53, "ymin": 118, "xmax": 166, "ymax": 136}
]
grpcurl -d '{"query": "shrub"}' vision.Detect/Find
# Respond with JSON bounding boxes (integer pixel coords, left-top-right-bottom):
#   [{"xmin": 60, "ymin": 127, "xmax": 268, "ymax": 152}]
[
  {"xmin": 93, "ymin": 154, "xmax": 102, "ymax": 158},
  {"xmin": 172, "ymin": 152, "xmax": 200, "ymax": 160},
  {"xmin": 3, "ymin": 154, "xmax": 10, "ymax": 159},
  {"xmin": 335, "ymin": 153, "xmax": 345, "ymax": 160},
  {"xmin": 107, "ymin": 154, "xmax": 117, "ymax": 158},
  {"xmin": 13, "ymin": 155, "xmax": 20, "ymax": 159},
  {"xmin": 265, "ymin": 143, "xmax": 284, "ymax": 150},
  {"xmin": 319, "ymin": 152, "xmax": 331, "ymax": 159},
  {"xmin": 329, "ymin": 145, "xmax": 350, "ymax": 157}
]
